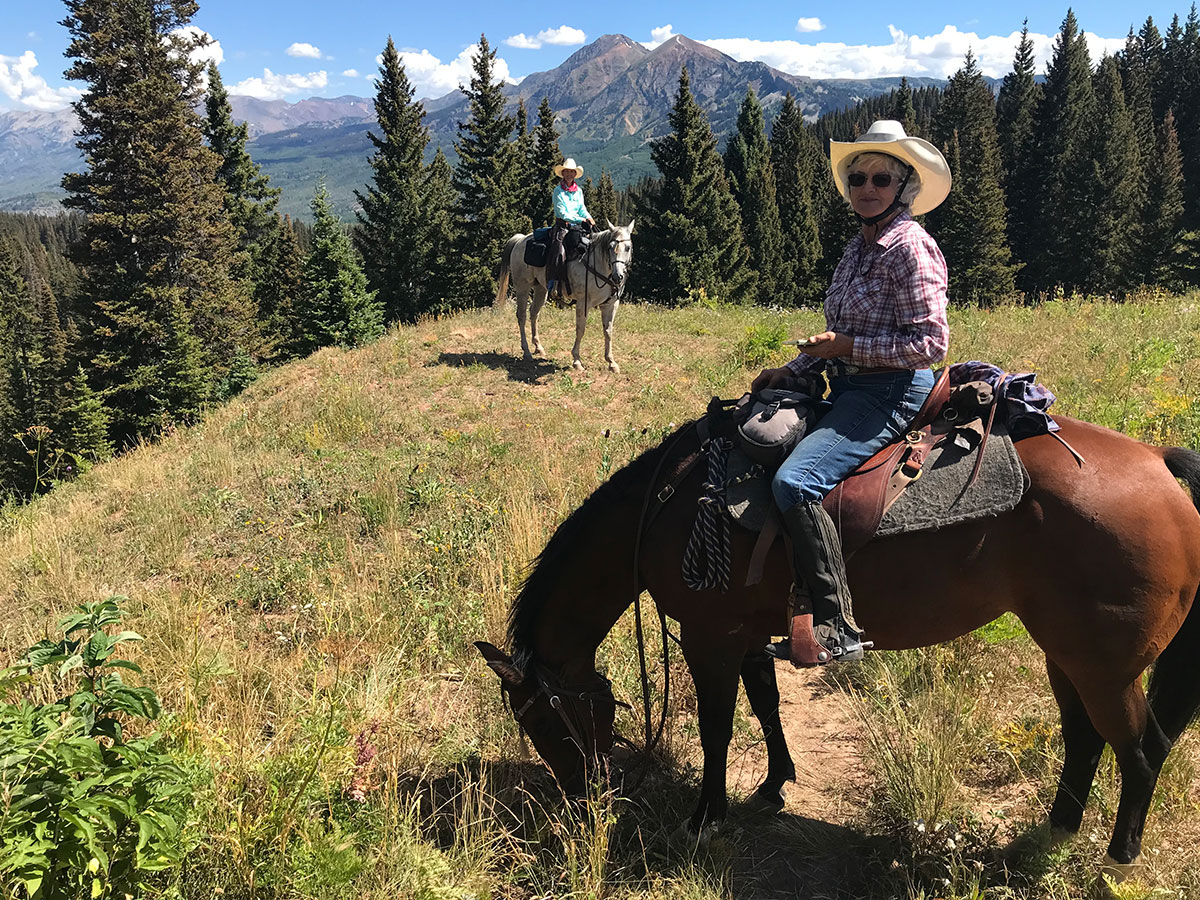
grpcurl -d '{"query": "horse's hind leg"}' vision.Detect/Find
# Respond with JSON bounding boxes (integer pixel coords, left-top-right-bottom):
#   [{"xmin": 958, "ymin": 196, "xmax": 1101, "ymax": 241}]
[
  {"xmin": 1066, "ymin": 670, "xmax": 1161, "ymax": 875},
  {"xmin": 680, "ymin": 627, "xmax": 746, "ymax": 835},
  {"xmin": 1045, "ymin": 658, "xmax": 1106, "ymax": 840},
  {"xmin": 740, "ymin": 650, "xmax": 795, "ymax": 809},
  {"xmin": 571, "ymin": 295, "xmax": 588, "ymax": 371}
]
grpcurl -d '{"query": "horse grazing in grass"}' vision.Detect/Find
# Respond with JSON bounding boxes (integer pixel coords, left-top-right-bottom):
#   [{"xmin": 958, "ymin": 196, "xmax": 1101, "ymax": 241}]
[
  {"xmin": 476, "ymin": 414, "xmax": 1200, "ymax": 882},
  {"xmin": 494, "ymin": 221, "xmax": 634, "ymax": 373}
]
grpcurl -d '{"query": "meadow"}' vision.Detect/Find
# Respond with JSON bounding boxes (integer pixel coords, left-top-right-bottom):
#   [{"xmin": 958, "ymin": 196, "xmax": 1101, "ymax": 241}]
[{"xmin": 2, "ymin": 294, "xmax": 1200, "ymax": 899}]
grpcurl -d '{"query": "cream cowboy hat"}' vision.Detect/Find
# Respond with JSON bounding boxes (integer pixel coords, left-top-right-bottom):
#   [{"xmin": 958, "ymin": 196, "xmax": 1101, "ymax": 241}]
[
  {"xmin": 829, "ymin": 120, "xmax": 951, "ymax": 216},
  {"xmin": 553, "ymin": 157, "xmax": 583, "ymax": 177}
]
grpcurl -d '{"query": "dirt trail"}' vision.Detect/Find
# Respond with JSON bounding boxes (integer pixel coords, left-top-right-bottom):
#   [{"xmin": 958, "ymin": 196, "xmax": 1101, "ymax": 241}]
[{"xmin": 726, "ymin": 664, "xmax": 867, "ymax": 822}]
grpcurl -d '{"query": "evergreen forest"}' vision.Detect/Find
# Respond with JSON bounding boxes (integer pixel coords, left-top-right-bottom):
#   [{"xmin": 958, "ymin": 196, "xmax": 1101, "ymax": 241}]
[{"xmin": 4, "ymin": 3, "xmax": 1200, "ymax": 502}]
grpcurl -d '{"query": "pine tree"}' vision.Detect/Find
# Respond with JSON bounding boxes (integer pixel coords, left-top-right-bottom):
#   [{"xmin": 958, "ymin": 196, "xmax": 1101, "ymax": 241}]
[
  {"xmin": 257, "ymin": 215, "xmax": 305, "ymax": 359},
  {"xmin": 526, "ymin": 97, "xmax": 561, "ymax": 228},
  {"xmin": 452, "ymin": 35, "xmax": 526, "ymax": 307},
  {"xmin": 725, "ymin": 86, "xmax": 784, "ymax": 302},
  {"xmin": 1086, "ymin": 56, "xmax": 1141, "ymax": 293},
  {"xmin": 890, "ymin": 78, "xmax": 917, "ymax": 135},
  {"xmin": 203, "ymin": 60, "xmax": 279, "ymax": 332},
  {"xmin": 770, "ymin": 95, "xmax": 822, "ymax": 304},
  {"xmin": 1120, "ymin": 27, "xmax": 1158, "ymax": 171},
  {"xmin": 929, "ymin": 52, "xmax": 1017, "ymax": 303},
  {"xmin": 1026, "ymin": 9, "xmax": 1098, "ymax": 293},
  {"xmin": 1178, "ymin": 6, "xmax": 1200, "ymax": 226},
  {"xmin": 293, "ymin": 184, "xmax": 383, "ymax": 355},
  {"xmin": 1139, "ymin": 17, "xmax": 1167, "ymax": 123},
  {"xmin": 996, "ymin": 22, "xmax": 1042, "ymax": 287},
  {"xmin": 422, "ymin": 149, "xmax": 459, "ymax": 314},
  {"xmin": 592, "ymin": 169, "xmax": 619, "ymax": 226},
  {"xmin": 0, "ymin": 236, "xmax": 28, "ymax": 496},
  {"xmin": 1139, "ymin": 110, "xmax": 1186, "ymax": 286},
  {"xmin": 354, "ymin": 37, "xmax": 436, "ymax": 324},
  {"xmin": 58, "ymin": 365, "xmax": 113, "ymax": 471},
  {"xmin": 61, "ymin": 0, "xmax": 250, "ymax": 443},
  {"xmin": 633, "ymin": 66, "xmax": 751, "ymax": 304}
]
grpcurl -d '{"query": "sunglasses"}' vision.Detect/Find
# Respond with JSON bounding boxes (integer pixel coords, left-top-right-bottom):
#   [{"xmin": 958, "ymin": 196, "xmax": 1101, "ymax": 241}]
[{"xmin": 847, "ymin": 171, "xmax": 897, "ymax": 188}]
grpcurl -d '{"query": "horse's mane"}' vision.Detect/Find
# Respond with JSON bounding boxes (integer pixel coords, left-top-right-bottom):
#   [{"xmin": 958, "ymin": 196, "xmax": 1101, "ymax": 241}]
[{"xmin": 506, "ymin": 420, "xmax": 695, "ymax": 670}]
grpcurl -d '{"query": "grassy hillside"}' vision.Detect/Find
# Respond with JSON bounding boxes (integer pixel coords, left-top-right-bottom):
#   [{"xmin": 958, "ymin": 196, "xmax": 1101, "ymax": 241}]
[{"xmin": 3, "ymin": 296, "xmax": 1200, "ymax": 899}]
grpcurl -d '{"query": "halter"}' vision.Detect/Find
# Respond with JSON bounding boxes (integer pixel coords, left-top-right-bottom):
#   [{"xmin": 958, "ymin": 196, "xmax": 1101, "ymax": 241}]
[
  {"xmin": 582, "ymin": 233, "xmax": 632, "ymax": 296},
  {"xmin": 510, "ymin": 662, "xmax": 630, "ymax": 757}
]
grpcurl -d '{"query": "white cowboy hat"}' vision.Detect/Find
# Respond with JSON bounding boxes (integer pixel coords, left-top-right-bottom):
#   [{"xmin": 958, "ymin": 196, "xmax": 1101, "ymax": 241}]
[
  {"xmin": 553, "ymin": 157, "xmax": 583, "ymax": 177},
  {"xmin": 829, "ymin": 120, "xmax": 951, "ymax": 216}
]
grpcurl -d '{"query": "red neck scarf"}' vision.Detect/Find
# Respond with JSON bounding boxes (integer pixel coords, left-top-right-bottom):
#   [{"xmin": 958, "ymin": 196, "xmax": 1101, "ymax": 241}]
[{"xmin": 560, "ymin": 179, "xmax": 578, "ymax": 192}]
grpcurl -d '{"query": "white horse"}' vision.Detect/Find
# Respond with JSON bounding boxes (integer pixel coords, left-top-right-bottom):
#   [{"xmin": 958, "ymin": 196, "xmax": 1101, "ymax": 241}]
[{"xmin": 494, "ymin": 221, "xmax": 635, "ymax": 373}]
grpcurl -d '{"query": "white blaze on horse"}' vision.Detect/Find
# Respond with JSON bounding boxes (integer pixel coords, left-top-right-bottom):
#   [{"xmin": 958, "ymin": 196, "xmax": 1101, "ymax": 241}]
[{"xmin": 494, "ymin": 221, "xmax": 635, "ymax": 373}]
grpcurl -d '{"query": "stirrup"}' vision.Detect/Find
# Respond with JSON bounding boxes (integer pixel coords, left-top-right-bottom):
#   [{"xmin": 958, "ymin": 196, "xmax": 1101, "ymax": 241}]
[{"xmin": 763, "ymin": 633, "xmax": 874, "ymax": 667}]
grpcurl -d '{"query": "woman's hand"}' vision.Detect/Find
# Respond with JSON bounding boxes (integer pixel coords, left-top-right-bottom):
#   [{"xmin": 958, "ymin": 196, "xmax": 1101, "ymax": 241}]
[
  {"xmin": 799, "ymin": 331, "xmax": 854, "ymax": 359},
  {"xmin": 751, "ymin": 367, "xmax": 791, "ymax": 393}
]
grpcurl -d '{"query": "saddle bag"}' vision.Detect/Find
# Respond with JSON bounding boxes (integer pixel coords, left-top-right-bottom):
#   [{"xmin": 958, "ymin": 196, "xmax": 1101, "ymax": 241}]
[
  {"xmin": 523, "ymin": 228, "xmax": 553, "ymax": 268},
  {"xmin": 733, "ymin": 387, "xmax": 819, "ymax": 467}
]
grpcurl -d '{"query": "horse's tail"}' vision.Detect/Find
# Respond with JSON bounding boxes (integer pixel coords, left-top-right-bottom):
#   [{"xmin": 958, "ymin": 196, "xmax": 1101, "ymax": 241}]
[
  {"xmin": 494, "ymin": 234, "xmax": 521, "ymax": 309},
  {"xmin": 1148, "ymin": 446, "xmax": 1200, "ymax": 742}
]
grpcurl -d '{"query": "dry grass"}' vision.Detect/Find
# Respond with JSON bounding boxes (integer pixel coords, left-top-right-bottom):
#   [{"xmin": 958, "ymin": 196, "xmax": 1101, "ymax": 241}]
[{"xmin": 2, "ymin": 295, "xmax": 1200, "ymax": 898}]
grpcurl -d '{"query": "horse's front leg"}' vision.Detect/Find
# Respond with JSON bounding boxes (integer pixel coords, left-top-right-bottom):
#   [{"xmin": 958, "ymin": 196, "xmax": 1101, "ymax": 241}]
[
  {"xmin": 600, "ymin": 297, "xmax": 620, "ymax": 373},
  {"xmin": 530, "ymin": 281, "xmax": 548, "ymax": 357},
  {"xmin": 741, "ymin": 649, "xmax": 795, "ymax": 809},
  {"xmin": 571, "ymin": 291, "xmax": 588, "ymax": 371},
  {"xmin": 516, "ymin": 291, "xmax": 533, "ymax": 361},
  {"xmin": 679, "ymin": 626, "xmax": 747, "ymax": 836}
]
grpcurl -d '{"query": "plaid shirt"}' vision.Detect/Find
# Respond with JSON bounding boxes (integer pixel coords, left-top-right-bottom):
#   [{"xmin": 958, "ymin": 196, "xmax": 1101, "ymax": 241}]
[{"xmin": 786, "ymin": 212, "xmax": 949, "ymax": 375}]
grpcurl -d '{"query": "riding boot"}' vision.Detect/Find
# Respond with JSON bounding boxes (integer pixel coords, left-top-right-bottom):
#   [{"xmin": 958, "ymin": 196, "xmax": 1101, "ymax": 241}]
[{"xmin": 765, "ymin": 500, "xmax": 871, "ymax": 665}]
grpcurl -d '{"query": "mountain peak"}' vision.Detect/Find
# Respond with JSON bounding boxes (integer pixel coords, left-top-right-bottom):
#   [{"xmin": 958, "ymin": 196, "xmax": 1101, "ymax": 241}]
[{"xmin": 645, "ymin": 33, "xmax": 735, "ymax": 66}]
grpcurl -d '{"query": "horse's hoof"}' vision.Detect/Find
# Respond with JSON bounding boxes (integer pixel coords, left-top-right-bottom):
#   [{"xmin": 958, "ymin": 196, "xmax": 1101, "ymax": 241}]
[
  {"xmin": 523, "ymin": 353, "xmax": 534, "ymax": 362},
  {"xmin": 608, "ymin": 361, "xmax": 620, "ymax": 374},
  {"xmin": 1099, "ymin": 853, "xmax": 1140, "ymax": 885},
  {"xmin": 1048, "ymin": 825, "xmax": 1075, "ymax": 850},
  {"xmin": 572, "ymin": 360, "xmax": 584, "ymax": 371},
  {"xmin": 671, "ymin": 819, "xmax": 720, "ymax": 850},
  {"xmin": 744, "ymin": 782, "xmax": 786, "ymax": 812},
  {"xmin": 533, "ymin": 345, "xmax": 545, "ymax": 357}
]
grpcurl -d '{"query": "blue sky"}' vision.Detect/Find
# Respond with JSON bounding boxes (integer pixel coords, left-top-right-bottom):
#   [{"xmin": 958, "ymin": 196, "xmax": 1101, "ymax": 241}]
[{"xmin": 1, "ymin": 1, "xmax": 1189, "ymax": 110}]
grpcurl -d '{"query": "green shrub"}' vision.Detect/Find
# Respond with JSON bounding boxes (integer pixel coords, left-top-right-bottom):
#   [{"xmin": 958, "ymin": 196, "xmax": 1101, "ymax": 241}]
[
  {"xmin": 730, "ymin": 322, "xmax": 788, "ymax": 370},
  {"xmin": 0, "ymin": 597, "xmax": 191, "ymax": 899}
]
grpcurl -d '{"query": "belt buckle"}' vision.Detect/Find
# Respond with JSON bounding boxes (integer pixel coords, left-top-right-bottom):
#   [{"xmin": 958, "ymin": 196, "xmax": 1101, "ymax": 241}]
[{"xmin": 832, "ymin": 361, "xmax": 859, "ymax": 376}]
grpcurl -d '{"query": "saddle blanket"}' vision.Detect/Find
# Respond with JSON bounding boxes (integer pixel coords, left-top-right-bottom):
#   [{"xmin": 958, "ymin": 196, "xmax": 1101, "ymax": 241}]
[{"xmin": 725, "ymin": 424, "xmax": 1029, "ymax": 539}]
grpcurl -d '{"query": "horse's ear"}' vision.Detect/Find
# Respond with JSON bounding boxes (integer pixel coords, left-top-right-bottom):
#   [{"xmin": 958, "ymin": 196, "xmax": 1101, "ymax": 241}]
[
  {"xmin": 474, "ymin": 640, "xmax": 525, "ymax": 687},
  {"xmin": 605, "ymin": 218, "xmax": 615, "ymax": 231},
  {"xmin": 626, "ymin": 219, "xmax": 635, "ymax": 234}
]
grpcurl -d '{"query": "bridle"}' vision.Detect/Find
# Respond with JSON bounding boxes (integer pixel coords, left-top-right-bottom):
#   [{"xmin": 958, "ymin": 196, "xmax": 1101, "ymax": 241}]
[
  {"xmin": 582, "ymin": 234, "xmax": 632, "ymax": 298},
  {"xmin": 510, "ymin": 661, "xmax": 631, "ymax": 757}
]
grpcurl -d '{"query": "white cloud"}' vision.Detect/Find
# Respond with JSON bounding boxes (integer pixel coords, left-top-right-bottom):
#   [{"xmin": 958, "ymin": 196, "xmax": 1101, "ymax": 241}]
[
  {"xmin": 505, "ymin": 26, "xmax": 587, "ymax": 49},
  {"xmin": 394, "ymin": 45, "xmax": 519, "ymax": 99},
  {"xmin": 231, "ymin": 68, "xmax": 328, "ymax": 100},
  {"xmin": 795, "ymin": 18, "xmax": 825, "ymax": 34},
  {"xmin": 341, "ymin": 68, "xmax": 359, "ymax": 78},
  {"xmin": 644, "ymin": 24, "xmax": 676, "ymax": 48},
  {"xmin": 170, "ymin": 25, "xmax": 224, "ymax": 68},
  {"xmin": 699, "ymin": 24, "xmax": 1127, "ymax": 80},
  {"xmin": 0, "ymin": 50, "xmax": 81, "ymax": 111},
  {"xmin": 286, "ymin": 42, "xmax": 323, "ymax": 59}
]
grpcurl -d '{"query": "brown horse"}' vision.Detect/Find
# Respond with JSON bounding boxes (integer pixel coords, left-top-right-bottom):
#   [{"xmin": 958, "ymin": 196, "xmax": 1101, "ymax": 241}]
[{"xmin": 476, "ymin": 414, "xmax": 1200, "ymax": 878}]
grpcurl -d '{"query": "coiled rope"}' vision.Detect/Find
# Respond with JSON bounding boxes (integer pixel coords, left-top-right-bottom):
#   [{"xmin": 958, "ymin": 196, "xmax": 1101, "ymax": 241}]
[{"xmin": 682, "ymin": 437, "xmax": 733, "ymax": 592}]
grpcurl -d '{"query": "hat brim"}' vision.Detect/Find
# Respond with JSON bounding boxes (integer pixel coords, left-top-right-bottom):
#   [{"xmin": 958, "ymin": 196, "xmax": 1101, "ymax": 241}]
[
  {"xmin": 554, "ymin": 164, "xmax": 583, "ymax": 176},
  {"xmin": 829, "ymin": 136, "xmax": 951, "ymax": 216}
]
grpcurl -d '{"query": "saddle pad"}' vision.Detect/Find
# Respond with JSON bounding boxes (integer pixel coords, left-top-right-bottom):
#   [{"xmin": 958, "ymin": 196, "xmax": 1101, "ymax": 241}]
[
  {"xmin": 532, "ymin": 226, "xmax": 554, "ymax": 243},
  {"xmin": 725, "ymin": 426, "xmax": 1029, "ymax": 538},
  {"xmin": 523, "ymin": 239, "xmax": 549, "ymax": 268}
]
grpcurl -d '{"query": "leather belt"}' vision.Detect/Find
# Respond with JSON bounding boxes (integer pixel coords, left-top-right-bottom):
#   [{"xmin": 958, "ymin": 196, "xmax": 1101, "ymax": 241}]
[{"xmin": 825, "ymin": 361, "xmax": 911, "ymax": 377}]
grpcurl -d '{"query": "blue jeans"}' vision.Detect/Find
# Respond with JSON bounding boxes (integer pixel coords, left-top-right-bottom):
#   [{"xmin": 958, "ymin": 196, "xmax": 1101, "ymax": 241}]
[{"xmin": 772, "ymin": 368, "xmax": 935, "ymax": 510}]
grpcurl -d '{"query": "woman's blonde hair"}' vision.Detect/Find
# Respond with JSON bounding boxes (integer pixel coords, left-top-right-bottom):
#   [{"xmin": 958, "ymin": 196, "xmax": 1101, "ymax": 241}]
[{"xmin": 848, "ymin": 152, "xmax": 923, "ymax": 207}]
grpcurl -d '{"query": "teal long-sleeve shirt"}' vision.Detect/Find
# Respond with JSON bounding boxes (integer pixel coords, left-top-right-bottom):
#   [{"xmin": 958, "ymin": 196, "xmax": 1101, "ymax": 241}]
[{"xmin": 552, "ymin": 184, "xmax": 590, "ymax": 223}]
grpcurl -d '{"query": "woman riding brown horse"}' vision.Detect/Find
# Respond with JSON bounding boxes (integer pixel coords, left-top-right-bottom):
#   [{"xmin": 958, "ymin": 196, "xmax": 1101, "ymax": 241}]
[{"xmin": 477, "ymin": 413, "xmax": 1200, "ymax": 882}]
